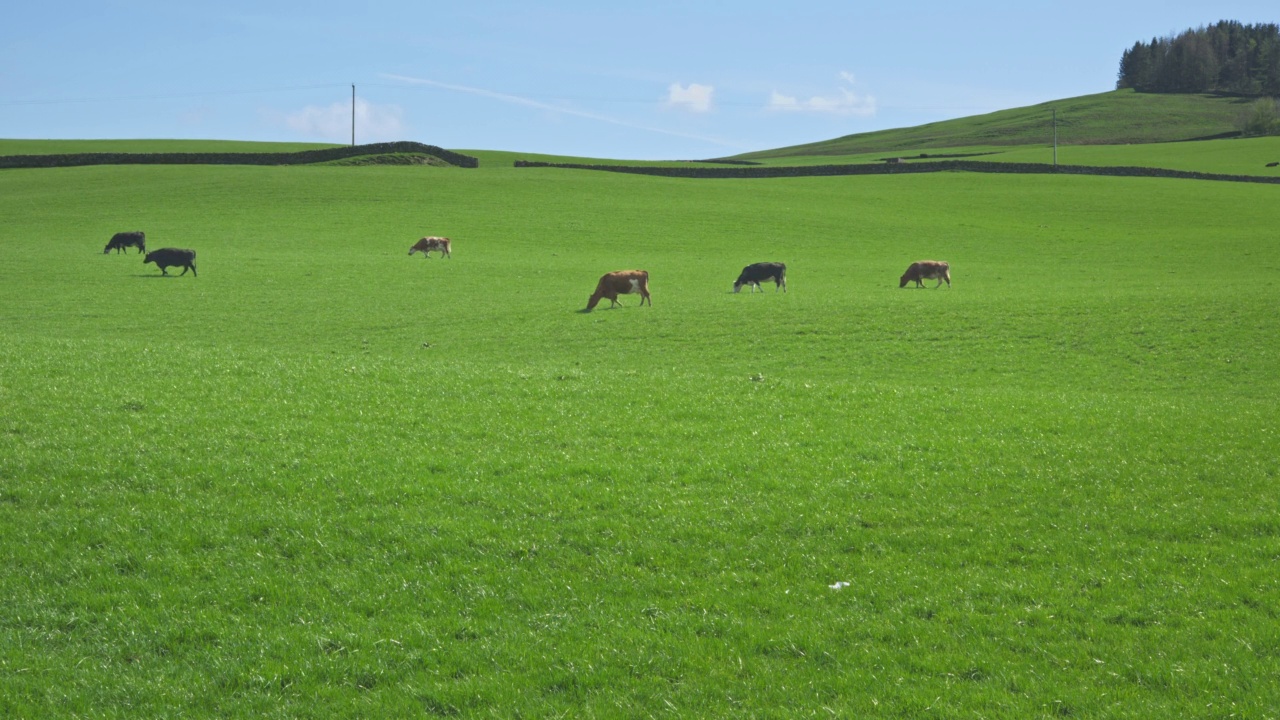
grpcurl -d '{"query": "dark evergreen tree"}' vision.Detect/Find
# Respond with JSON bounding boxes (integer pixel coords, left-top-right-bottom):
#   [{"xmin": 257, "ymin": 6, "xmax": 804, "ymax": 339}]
[
  {"xmin": 1116, "ymin": 21, "xmax": 1280, "ymax": 96},
  {"xmin": 1117, "ymin": 41, "xmax": 1155, "ymax": 90}
]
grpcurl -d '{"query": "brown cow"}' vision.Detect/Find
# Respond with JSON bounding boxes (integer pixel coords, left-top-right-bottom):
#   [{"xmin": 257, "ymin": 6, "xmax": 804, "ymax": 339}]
[
  {"xmin": 899, "ymin": 260, "xmax": 950, "ymax": 288},
  {"xmin": 408, "ymin": 236, "xmax": 452, "ymax": 258},
  {"xmin": 585, "ymin": 270, "xmax": 651, "ymax": 310}
]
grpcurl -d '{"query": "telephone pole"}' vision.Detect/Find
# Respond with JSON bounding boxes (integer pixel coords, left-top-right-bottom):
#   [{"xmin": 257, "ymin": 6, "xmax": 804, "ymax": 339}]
[
  {"xmin": 351, "ymin": 84, "xmax": 356, "ymax": 146},
  {"xmin": 1049, "ymin": 107, "xmax": 1059, "ymax": 167}
]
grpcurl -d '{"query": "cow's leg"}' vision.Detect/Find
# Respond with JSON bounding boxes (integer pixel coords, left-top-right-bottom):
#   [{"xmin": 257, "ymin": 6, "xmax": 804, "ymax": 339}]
[{"xmin": 160, "ymin": 267, "xmax": 169, "ymax": 275}]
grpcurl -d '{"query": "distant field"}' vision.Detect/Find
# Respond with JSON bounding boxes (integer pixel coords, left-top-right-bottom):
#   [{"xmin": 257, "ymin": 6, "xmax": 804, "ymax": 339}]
[
  {"xmin": 736, "ymin": 136, "xmax": 1280, "ymax": 178},
  {"xmin": 992, "ymin": 135, "xmax": 1280, "ymax": 175},
  {"xmin": 741, "ymin": 89, "xmax": 1258, "ymax": 158},
  {"xmin": 1, "ymin": 144, "xmax": 1278, "ymax": 717}
]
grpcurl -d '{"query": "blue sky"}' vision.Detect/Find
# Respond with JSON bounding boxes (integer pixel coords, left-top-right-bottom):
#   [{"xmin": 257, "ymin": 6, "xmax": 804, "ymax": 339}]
[{"xmin": 3, "ymin": 1, "xmax": 1275, "ymax": 159}]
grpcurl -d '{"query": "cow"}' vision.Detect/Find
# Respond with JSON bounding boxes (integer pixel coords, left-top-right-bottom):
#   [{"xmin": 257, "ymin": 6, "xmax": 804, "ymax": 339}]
[
  {"xmin": 585, "ymin": 270, "xmax": 651, "ymax": 311},
  {"xmin": 899, "ymin": 260, "xmax": 950, "ymax": 288},
  {"xmin": 104, "ymin": 231, "xmax": 146, "ymax": 254},
  {"xmin": 409, "ymin": 236, "xmax": 452, "ymax": 258},
  {"xmin": 733, "ymin": 262, "xmax": 787, "ymax": 293},
  {"xmin": 144, "ymin": 248, "xmax": 197, "ymax": 277}
]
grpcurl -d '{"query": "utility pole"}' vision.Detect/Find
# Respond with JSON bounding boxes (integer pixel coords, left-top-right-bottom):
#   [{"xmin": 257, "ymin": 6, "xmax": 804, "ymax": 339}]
[
  {"xmin": 1049, "ymin": 107, "xmax": 1059, "ymax": 167},
  {"xmin": 351, "ymin": 84, "xmax": 356, "ymax": 147}
]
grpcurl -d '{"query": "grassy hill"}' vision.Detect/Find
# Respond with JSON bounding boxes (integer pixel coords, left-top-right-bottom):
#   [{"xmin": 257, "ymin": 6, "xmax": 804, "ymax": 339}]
[
  {"xmin": 738, "ymin": 89, "xmax": 1257, "ymax": 159},
  {"xmin": 1, "ymin": 139, "xmax": 1278, "ymax": 716}
]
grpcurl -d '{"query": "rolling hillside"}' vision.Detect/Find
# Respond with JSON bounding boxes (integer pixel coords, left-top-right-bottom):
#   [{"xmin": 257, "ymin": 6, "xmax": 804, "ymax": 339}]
[{"xmin": 738, "ymin": 89, "xmax": 1257, "ymax": 159}]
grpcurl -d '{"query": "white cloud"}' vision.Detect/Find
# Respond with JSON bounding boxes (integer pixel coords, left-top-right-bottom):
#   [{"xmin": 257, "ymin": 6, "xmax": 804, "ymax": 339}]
[
  {"xmin": 768, "ymin": 72, "xmax": 876, "ymax": 117},
  {"xmin": 280, "ymin": 98, "xmax": 405, "ymax": 142},
  {"xmin": 665, "ymin": 82, "xmax": 714, "ymax": 113},
  {"xmin": 769, "ymin": 91, "xmax": 800, "ymax": 110}
]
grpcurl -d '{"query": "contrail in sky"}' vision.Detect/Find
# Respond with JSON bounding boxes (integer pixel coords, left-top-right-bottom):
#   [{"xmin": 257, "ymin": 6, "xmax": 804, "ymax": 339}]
[{"xmin": 379, "ymin": 73, "xmax": 742, "ymax": 149}]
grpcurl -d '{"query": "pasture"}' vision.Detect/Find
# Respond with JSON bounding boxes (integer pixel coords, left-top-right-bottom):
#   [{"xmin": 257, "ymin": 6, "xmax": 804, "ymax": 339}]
[
  {"xmin": 1, "ymin": 152, "xmax": 1278, "ymax": 717},
  {"xmin": 705, "ymin": 136, "xmax": 1280, "ymax": 179}
]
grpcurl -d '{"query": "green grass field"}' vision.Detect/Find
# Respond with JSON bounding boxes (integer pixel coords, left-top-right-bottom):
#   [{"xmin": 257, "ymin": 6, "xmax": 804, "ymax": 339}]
[
  {"xmin": 1, "ymin": 141, "xmax": 1279, "ymax": 717},
  {"xmin": 740, "ymin": 89, "xmax": 1258, "ymax": 158},
  {"xmin": 727, "ymin": 136, "xmax": 1280, "ymax": 179}
]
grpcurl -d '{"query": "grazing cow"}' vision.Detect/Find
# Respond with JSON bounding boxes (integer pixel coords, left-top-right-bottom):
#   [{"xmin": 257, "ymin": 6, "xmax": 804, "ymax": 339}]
[
  {"xmin": 104, "ymin": 231, "xmax": 146, "ymax": 254},
  {"xmin": 408, "ymin": 236, "xmax": 452, "ymax": 258},
  {"xmin": 144, "ymin": 248, "xmax": 197, "ymax": 277},
  {"xmin": 900, "ymin": 260, "xmax": 950, "ymax": 288},
  {"xmin": 585, "ymin": 270, "xmax": 651, "ymax": 311},
  {"xmin": 733, "ymin": 262, "xmax": 787, "ymax": 293}
]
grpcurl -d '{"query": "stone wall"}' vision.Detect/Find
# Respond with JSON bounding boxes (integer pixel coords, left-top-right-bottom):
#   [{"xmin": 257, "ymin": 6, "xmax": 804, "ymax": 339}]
[
  {"xmin": 0, "ymin": 142, "xmax": 479, "ymax": 169},
  {"xmin": 514, "ymin": 159, "xmax": 1280, "ymax": 184}
]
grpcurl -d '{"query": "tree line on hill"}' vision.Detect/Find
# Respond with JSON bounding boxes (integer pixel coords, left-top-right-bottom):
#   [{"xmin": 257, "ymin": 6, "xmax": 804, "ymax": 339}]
[{"xmin": 1116, "ymin": 20, "xmax": 1280, "ymax": 96}]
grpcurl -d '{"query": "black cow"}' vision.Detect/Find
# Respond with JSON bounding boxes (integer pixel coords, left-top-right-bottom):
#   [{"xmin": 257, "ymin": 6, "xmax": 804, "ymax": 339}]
[
  {"xmin": 104, "ymin": 231, "xmax": 146, "ymax": 254},
  {"xmin": 733, "ymin": 262, "xmax": 787, "ymax": 293},
  {"xmin": 144, "ymin": 248, "xmax": 197, "ymax": 277}
]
